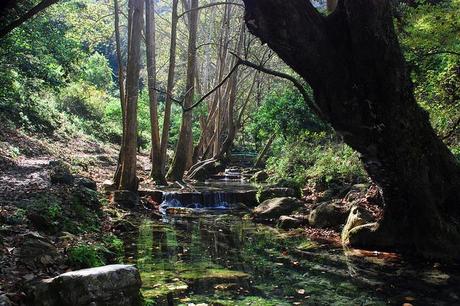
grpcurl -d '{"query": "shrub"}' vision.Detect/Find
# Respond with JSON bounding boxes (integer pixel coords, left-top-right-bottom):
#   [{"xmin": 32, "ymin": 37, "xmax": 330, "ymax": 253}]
[
  {"xmin": 266, "ymin": 132, "xmax": 366, "ymax": 188},
  {"xmin": 68, "ymin": 244, "xmax": 106, "ymax": 268},
  {"xmin": 58, "ymin": 81, "xmax": 107, "ymax": 121}
]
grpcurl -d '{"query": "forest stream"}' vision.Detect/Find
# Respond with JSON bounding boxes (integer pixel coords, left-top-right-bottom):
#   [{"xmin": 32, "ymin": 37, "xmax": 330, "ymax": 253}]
[
  {"xmin": 124, "ymin": 177, "xmax": 460, "ymax": 306},
  {"xmin": 2, "ymin": 0, "xmax": 460, "ymax": 305}
]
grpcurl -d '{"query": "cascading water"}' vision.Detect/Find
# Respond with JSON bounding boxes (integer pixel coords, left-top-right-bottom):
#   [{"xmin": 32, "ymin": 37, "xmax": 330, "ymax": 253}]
[{"xmin": 159, "ymin": 191, "xmax": 233, "ymax": 215}]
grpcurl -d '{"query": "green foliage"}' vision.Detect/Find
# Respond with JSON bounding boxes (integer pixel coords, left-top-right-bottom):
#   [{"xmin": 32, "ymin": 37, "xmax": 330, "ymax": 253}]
[
  {"xmin": 80, "ymin": 52, "xmax": 114, "ymax": 90},
  {"xmin": 68, "ymin": 243, "xmax": 106, "ymax": 268},
  {"xmin": 266, "ymin": 132, "xmax": 366, "ymax": 187},
  {"xmin": 248, "ymin": 85, "xmax": 324, "ymax": 144},
  {"xmin": 58, "ymin": 81, "xmax": 108, "ymax": 120},
  {"xmin": 67, "ymin": 234, "xmax": 124, "ymax": 269},
  {"xmin": 398, "ymin": 0, "xmax": 460, "ymax": 149}
]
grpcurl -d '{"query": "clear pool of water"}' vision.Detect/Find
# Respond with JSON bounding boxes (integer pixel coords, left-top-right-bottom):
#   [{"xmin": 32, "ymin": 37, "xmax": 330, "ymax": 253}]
[{"xmin": 124, "ymin": 213, "xmax": 460, "ymax": 306}]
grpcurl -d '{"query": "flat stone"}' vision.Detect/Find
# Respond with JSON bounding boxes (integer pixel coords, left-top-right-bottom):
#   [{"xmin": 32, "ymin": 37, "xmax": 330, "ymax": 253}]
[{"xmin": 28, "ymin": 265, "xmax": 142, "ymax": 306}]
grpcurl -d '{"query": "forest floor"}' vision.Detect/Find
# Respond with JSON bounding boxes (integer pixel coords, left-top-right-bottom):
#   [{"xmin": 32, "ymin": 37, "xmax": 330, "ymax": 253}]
[{"xmin": 0, "ymin": 126, "xmax": 159, "ymax": 304}]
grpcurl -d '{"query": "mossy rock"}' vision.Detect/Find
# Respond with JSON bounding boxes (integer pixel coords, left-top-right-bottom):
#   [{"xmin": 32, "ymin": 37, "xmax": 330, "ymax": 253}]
[{"xmin": 49, "ymin": 160, "xmax": 74, "ymax": 185}]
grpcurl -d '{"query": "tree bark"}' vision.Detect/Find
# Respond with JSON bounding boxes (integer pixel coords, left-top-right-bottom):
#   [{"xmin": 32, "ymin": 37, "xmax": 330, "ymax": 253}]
[
  {"xmin": 243, "ymin": 0, "xmax": 460, "ymax": 259},
  {"xmin": 113, "ymin": 0, "xmax": 126, "ymax": 187},
  {"xmin": 167, "ymin": 0, "xmax": 199, "ymax": 181},
  {"xmin": 216, "ymin": 22, "xmax": 245, "ymax": 159},
  {"xmin": 254, "ymin": 133, "xmax": 275, "ymax": 168},
  {"xmin": 118, "ymin": 0, "xmax": 143, "ymax": 192},
  {"xmin": 145, "ymin": 0, "xmax": 166, "ymax": 185},
  {"xmin": 159, "ymin": 0, "xmax": 179, "ymax": 179}
]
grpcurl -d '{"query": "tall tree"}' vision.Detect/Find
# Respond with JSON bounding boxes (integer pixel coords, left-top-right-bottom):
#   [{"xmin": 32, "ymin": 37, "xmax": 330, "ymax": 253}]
[
  {"xmin": 159, "ymin": 0, "xmax": 179, "ymax": 180},
  {"xmin": 145, "ymin": 0, "xmax": 165, "ymax": 185},
  {"xmin": 243, "ymin": 0, "xmax": 460, "ymax": 259},
  {"xmin": 167, "ymin": 0, "xmax": 199, "ymax": 181},
  {"xmin": 113, "ymin": 0, "xmax": 126, "ymax": 187},
  {"xmin": 118, "ymin": 0, "xmax": 144, "ymax": 192}
]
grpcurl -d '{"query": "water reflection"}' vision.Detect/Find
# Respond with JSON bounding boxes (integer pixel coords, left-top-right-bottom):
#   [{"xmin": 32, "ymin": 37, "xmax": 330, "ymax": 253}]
[{"xmin": 126, "ymin": 215, "xmax": 460, "ymax": 305}]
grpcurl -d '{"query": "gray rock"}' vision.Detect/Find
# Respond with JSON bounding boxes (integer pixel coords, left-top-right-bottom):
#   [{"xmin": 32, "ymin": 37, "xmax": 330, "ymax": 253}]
[
  {"xmin": 19, "ymin": 233, "xmax": 59, "ymax": 269},
  {"xmin": 253, "ymin": 197, "xmax": 302, "ymax": 219},
  {"xmin": 0, "ymin": 295, "xmax": 12, "ymax": 306},
  {"xmin": 75, "ymin": 177, "xmax": 97, "ymax": 191},
  {"xmin": 308, "ymin": 202, "xmax": 350, "ymax": 229},
  {"xmin": 277, "ymin": 215, "xmax": 309, "ymax": 230},
  {"xmin": 28, "ymin": 265, "xmax": 142, "ymax": 306},
  {"xmin": 258, "ymin": 187, "xmax": 299, "ymax": 203},
  {"xmin": 49, "ymin": 160, "xmax": 74, "ymax": 185},
  {"xmin": 251, "ymin": 170, "xmax": 269, "ymax": 183}
]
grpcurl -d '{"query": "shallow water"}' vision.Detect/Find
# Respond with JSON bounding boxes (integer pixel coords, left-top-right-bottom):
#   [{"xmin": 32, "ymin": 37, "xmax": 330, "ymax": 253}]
[{"xmin": 125, "ymin": 213, "xmax": 460, "ymax": 306}]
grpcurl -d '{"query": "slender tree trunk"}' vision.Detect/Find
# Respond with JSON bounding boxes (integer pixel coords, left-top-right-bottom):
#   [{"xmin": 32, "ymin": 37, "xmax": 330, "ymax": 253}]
[
  {"xmin": 243, "ymin": 0, "xmax": 460, "ymax": 259},
  {"xmin": 254, "ymin": 133, "xmax": 275, "ymax": 168},
  {"xmin": 159, "ymin": 0, "xmax": 179, "ymax": 179},
  {"xmin": 212, "ymin": 4, "xmax": 231, "ymax": 156},
  {"xmin": 113, "ymin": 0, "xmax": 126, "ymax": 187},
  {"xmin": 118, "ymin": 0, "xmax": 143, "ymax": 192},
  {"xmin": 217, "ymin": 22, "xmax": 245, "ymax": 158},
  {"xmin": 167, "ymin": 0, "xmax": 199, "ymax": 181},
  {"xmin": 145, "ymin": 0, "xmax": 166, "ymax": 185}
]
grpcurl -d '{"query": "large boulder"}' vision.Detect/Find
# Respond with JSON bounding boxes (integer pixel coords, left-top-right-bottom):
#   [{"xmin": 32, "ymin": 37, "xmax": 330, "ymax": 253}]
[
  {"xmin": 253, "ymin": 197, "xmax": 302, "ymax": 219},
  {"xmin": 27, "ymin": 265, "xmax": 142, "ymax": 306},
  {"xmin": 308, "ymin": 202, "xmax": 350, "ymax": 229},
  {"xmin": 341, "ymin": 205, "xmax": 374, "ymax": 244},
  {"xmin": 258, "ymin": 187, "xmax": 299, "ymax": 203}
]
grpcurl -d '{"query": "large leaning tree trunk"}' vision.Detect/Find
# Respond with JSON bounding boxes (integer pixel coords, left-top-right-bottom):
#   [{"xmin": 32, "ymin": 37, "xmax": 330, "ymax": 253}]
[
  {"xmin": 118, "ymin": 0, "xmax": 143, "ymax": 192},
  {"xmin": 242, "ymin": 0, "xmax": 460, "ymax": 259}
]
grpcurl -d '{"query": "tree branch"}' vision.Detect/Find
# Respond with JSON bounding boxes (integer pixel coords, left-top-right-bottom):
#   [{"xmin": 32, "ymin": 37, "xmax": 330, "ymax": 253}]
[
  {"xmin": 182, "ymin": 52, "xmax": 322, "ymax": 118},
  {"xmin": 424, "ymin": 50, "xmax": 460, "ymax": 57},
  {"xmin": 0, "ymin": 0, "xmax": 59, "ymax": 39},
  {"xmin": 177, "ymin": 1, "xmax": 244, "ymax": 19},
  {"xmin": 232, "ymin": 52, "xmax": 322, "ymax": 117}
]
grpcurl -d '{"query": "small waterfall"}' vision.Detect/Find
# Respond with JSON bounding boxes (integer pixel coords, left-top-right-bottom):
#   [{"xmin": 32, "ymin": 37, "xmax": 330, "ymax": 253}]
[{"xmin": 160, "ymin": 191, "xmax": 233, "ymax": 215}]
